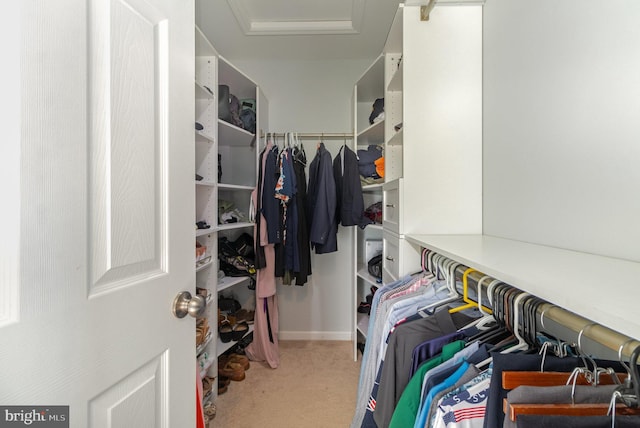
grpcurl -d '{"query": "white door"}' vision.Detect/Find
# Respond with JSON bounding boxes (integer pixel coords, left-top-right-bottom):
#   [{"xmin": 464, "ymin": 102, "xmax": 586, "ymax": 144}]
[{"xmin": 1, "ymin": 1, "xmax": 196, "ymax": 427}]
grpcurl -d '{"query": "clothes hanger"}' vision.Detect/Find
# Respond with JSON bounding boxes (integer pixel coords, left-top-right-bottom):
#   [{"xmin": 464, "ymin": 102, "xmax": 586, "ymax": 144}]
[
  {"xmin": 505, "ymin": 351, "xmax": 640, "ymax": 424},
  {"xmin": 459, "ymin": 275, "xmax": 496, "ymax": 331},
  {"xmin": 448, "ymin": 268, "xmax": 476, "ymax": 313},
  {"xmin": 449, "ymin": 268, "xmax": 494, "ymax": 315},
  {"xmin": 538, "ymin": 304, "xmax": 576, "ymax": 359},
  {"xmin": 570, "ymin": 322, "xmax": 621, "ymax": 388},
  {"xmin": 466, "ymin": 281, "xmax": 511, "ymax": 345},
  {"xmin": 473, "ymin": 277, "xmax": 500, "ymax": 330},
  {"xmin": 502, "ymin": 370, "xmax": 628, "ymax": 390},
  {"xmin": 427, "ymin": 250, "xmax": 437, "ymax": 275},
  {"xmin": 293, "ymin": 133, "xmax": 307, "ymax": 166},
  {"xmin": 447, "ymin": 259, "xmax": 462, "ymax": 294},
  {"xmin": 317, "ymin": 132, "xmax": 324, "ymax": 150},
  {"xmin": 604, "ymin": 343, "xmax": 640, "ymax": 428},
  {"xmin": 524, "ymin": 296, "xmax": 545, "ymax": 347},
  {"xmin": 459, "ymin": 275, "xmax": 500, "ymax": 364},
  {"xmin": 500, "ymin": 291, "xmax": 531, "ymax": 353},
  {"xmin": 432, "ymin": 253, "xmax": 444, "ymax": 279},
  {"xmin": 617, "ymin": 339, "xmax": 636, "ymax": 388},
  {"xmin": 417, "ymin": 257, "xmax": 462, "ymax": 315},
  {"xmin": 505, "ymin": 401, "xmax": 640, "ymax": 423},
  {"xmin": 504, "ymin": 328, "xmax": 640, "ymax": 423}
]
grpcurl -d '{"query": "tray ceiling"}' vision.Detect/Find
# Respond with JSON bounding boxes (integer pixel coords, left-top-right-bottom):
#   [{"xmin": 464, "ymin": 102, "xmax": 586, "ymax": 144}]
[
  {"xmin": 196, "ymin": 0, "xmax": 401, "ymax": 60},
  {"xmin": 228, "ymin": 0, "xmax": 365, "ymax": 35}
]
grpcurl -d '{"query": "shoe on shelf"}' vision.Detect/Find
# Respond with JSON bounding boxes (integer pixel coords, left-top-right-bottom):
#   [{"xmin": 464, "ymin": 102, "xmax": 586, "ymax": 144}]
[
  {"xmin": 357, "ymin": 302, "xmax": 371, "ymax": 314},
  {"xmin": 202, "ymin": 376, "xmax": 214, "ymax": 396},
  {"xmin": 231, "ymin": 321, "xmax": 249, "ymax": 341},
  {"xmin": 236, "ymin": 308, "xmax": 255, "ymax": 325},
  {"xmin": 196, "ymin": 318, "xmax": 209, "ymax": 346},
  {"xmin": 203, "ymin": 401, "xmax": 216, "ymax": 420},
  {"xmin": 219, "ymin": 319, "xmax": 233, "ymax": 343},
  {"xmin": 218, "ymin": 359, "xmax": 245, "ymax": 382}
]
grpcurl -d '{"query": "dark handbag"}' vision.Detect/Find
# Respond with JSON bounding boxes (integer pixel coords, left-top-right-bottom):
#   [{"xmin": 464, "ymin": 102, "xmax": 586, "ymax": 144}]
[
  {"xmin": 368, "ymin": 254, "xmax": 383, "ymax": 279},
  {"xmin": 218, "ymin": 297, "xmax": 241, "ymax": 313},
  {"xmin": 218, "ymin": 84, "xmax": 231, "ymax": 122}
]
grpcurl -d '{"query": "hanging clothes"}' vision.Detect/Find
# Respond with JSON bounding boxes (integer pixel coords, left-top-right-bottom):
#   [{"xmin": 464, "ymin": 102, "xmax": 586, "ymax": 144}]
[
  {"xmin": 245, "ymin": 138, "xmax": 279, "ymax": 368},
  {"xmin": 352, "ymin": 252, "xmax": 640, "ymax": 428},
  {"xmin": 333, "ymin": 144, "xmax": 372, "ymax": 229},
  {"xmin": 292, "ymin": 143, "xmax": 312, "ymax": 285},
  {"xmin": 307, "ymin": 142, "xmax": 338, "ymax": 254},
  {"xmin": 274, "ymin": 145, "xmax": 301, "ymax": 283},
  {"xmin": 262, "ymin": 143, "xmax": 281, "ymax": 245}
]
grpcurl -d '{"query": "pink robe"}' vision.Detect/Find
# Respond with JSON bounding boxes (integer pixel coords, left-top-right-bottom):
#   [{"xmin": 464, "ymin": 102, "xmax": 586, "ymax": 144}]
[{"xmin": 245, "ymin": 141, "xmax": 280, "ymax": 368}]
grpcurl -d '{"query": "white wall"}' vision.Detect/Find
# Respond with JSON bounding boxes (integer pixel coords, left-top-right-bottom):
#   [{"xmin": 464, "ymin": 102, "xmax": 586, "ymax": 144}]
[
  {"xmin": 232, "ymin": 58, "xmax": 373, "ymax": 339},
  {"xmin": 483, "ymin": 0, "xmax": 640, "ymax": 262}
]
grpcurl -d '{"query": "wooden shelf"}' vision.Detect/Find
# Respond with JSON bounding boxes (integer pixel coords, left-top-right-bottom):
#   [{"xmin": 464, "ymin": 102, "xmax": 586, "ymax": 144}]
[
  {"xmin": 365, "ymin": 224, "xmax": 383, "ymax": 231},
  {"xmin": 196, "ymin": 257, "xmax": 214, "ymax": 273},
  {"xmin": 357, "ymin": 267, "xmax": 381, "ymax": 287},
  {"xmin": 405, "ymin": 234, "xmax": 640, "ymax": 341},
  {"xmin": 195, "ymin": 130, "xmax": 215, "ymax": 143},
  {"xmin": 217, "ymin": 275, "xmax": 249, "ymax": 293},
  {"xmin": 362, "ymin": 183, "xmax": 383, "ymax": 192},
  {"xmin": 216, "ymin": 324, "xmax": 255, "ymax": 357},
  {"xmin": 195, "ymin": 81, "xmax": 214, "ymax": 100},
  {"xmin": 218, "ymin": 120, "xmax": 255, "ymax": 146},
  {"xmin": 215, "ymin": 222, "xmax": 254, "ymax": 232},
  {"xmin": 357, "ymin": 120, "xmax": 385, "ymax": 145},
  {"xmin": 357, "ymin": 313, "xmax": 370, "ymax": 338},
  {"xmin": 218, "ymin": 183, "xmax": 254, "ymax": 191},
  {"xmin": 196, "ymin": 228, "xmax": 214, "ymax": 237}
]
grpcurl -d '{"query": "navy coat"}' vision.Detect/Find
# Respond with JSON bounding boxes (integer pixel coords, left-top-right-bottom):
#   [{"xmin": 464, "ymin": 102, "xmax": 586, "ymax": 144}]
[
  {"xmin": 307, "ymin": 143, "xmax": 338, "ymax": 254},
  {"xmin": 333, "ymin": 145, "xmax": 372, "ymax": 229}
]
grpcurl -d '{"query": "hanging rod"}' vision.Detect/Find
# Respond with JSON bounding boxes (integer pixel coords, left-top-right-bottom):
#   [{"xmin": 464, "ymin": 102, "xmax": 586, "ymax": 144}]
[
  {"xmin": 259, "ymin": 131, "xmax": 353, "ymax": 139},
  {"xmin": 425, "ymin": 253, "xmax": 640, "ymax": 360}
]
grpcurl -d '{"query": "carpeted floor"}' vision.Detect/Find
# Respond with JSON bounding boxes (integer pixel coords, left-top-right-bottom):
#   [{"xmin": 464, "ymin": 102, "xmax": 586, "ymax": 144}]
[{"xmin": 212, "ymin": 340, "xmax": 361, "ymax": 428}]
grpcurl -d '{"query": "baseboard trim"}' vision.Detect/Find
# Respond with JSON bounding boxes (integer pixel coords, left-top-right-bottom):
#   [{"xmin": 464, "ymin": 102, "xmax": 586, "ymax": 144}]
[{"xmin": 278, "ymin": 331, "xmax": 352, "ymax": 341}]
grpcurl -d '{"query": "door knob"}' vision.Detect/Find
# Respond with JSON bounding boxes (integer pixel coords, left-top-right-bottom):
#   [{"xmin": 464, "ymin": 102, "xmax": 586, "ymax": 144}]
[{"xmin": 172, "ymin": 291, "xmax": 206, "ymax": 318}]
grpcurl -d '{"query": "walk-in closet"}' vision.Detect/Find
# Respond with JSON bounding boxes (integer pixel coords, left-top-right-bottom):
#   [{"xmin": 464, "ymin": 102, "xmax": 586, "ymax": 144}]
[{"xmin": 4, "ymin": 1, "xmax": 640, "ymax": 427}]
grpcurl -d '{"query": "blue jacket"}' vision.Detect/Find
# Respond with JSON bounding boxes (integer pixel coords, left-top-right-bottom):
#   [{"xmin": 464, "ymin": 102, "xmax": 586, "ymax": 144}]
[
  {"xmin": 307, "ymin": 143, "xmax": 338, "ymax": 254},
  {"xmin": 262, "ymin": 145, "xmax": 281, "ymax": 244},
  {"xmin": 334, "ymin": 145, "xmax": 372, "ymax": 229}
]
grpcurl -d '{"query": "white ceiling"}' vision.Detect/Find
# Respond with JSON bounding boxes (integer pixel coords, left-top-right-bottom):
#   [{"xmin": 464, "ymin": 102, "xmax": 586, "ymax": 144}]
[{"xmin": 195, "ymin": 0, "xmax": 402, "ymax": 61}]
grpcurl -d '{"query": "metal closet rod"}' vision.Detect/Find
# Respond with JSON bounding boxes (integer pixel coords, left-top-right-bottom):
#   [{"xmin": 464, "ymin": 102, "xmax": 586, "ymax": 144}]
[
  {"xmin": 433, "ymin": 259, "xmax": 640, "ymax": 359},
  {"xmin": 259, "ymin": 131, "xmax": 353, "ymax": 139}
]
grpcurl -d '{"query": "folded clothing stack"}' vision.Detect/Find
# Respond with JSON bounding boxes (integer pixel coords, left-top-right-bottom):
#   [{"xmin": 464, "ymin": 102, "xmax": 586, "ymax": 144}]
[{"xmin": 358, "ymin": 144, "xmax": 385, "ymax": 181}]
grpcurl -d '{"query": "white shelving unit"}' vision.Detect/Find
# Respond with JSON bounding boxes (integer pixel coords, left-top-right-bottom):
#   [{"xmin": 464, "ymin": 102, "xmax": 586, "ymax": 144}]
[
  {"xmin": 195, "ymin": 26, "xmax": 219, "ymax": 411},
  {"xmin": 215, "ymin": 53, "xmax": 263, "ymax": 359},
  {"xmin": 195, "ymin": 25, "xmax": 267, "ymax": 407},
  {"xmin": 352, "ymin": 55, "xmax": 385, "ymax": 360},
  {"xmin": 350, "ymin": 3, "xmax": 483, "ymax": 360}
]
